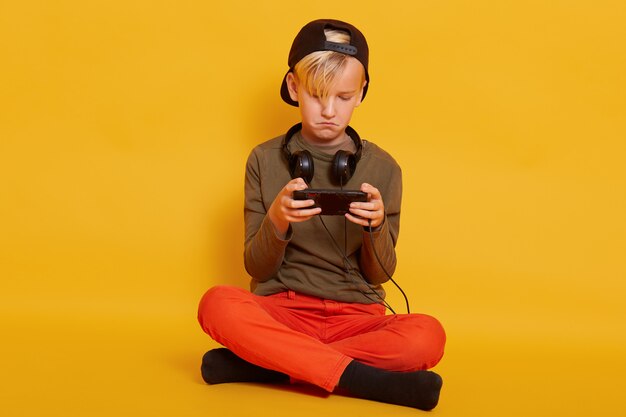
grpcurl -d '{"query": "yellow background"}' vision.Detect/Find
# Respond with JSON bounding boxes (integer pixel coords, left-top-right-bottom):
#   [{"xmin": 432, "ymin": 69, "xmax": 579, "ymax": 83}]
[{"xmin": 1, "ymin": 1, "xmax": 624, "ymax": 416}]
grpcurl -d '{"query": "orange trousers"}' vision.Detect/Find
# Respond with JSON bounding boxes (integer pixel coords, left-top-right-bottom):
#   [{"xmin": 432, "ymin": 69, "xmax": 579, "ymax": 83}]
[{"xmin": 197, "ymin": 285, "xmax": 446, "ymax": 392}]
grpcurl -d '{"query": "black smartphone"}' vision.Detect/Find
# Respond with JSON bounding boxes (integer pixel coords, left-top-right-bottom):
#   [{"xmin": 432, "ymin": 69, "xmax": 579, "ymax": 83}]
[{"xmin": 292, "ymin": 189, "xmax": 368, "ymax": 215}]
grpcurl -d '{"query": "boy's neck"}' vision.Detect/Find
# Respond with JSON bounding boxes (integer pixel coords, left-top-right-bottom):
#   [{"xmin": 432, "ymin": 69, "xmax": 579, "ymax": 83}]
[{"xmin": 298, "ymin": 129, "xmax": 354, "ymax": 156}]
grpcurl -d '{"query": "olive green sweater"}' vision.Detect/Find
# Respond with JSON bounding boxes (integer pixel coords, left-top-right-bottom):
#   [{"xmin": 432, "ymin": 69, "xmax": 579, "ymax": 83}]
[{"xmin": 244, "ymin": 129, "xmax": 402, "ymax": 304}]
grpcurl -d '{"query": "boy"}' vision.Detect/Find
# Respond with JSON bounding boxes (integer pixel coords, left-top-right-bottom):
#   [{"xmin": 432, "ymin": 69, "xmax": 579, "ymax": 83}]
[{"xmin": 197, "ymin": 19, "xmax": 446, "ymax": 411}]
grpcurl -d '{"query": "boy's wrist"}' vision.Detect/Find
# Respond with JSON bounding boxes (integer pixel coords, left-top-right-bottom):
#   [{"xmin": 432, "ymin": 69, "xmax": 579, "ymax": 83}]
[
  {"xmin": 268, "ymin": 211, "xmax": 290, "ymax": 239},
  {"xmin": 363, "ymin": 215, "xmax": 385, "ymax": 232}
]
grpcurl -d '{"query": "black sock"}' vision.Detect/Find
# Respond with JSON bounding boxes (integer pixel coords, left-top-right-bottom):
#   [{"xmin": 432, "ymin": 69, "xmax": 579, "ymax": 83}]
[
  {"xmin": 338, "ymin": 360, "xmax": 443, "ymax": 411},
  {"xmin": 200, "ymin": 348, "xmax": 289, "ymax": 385}
]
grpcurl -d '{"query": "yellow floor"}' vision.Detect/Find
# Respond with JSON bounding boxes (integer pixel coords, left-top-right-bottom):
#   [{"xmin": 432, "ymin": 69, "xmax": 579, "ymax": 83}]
[{"xmin": 2, "ymin": 302, "xmax": 622, "ymax": 417}]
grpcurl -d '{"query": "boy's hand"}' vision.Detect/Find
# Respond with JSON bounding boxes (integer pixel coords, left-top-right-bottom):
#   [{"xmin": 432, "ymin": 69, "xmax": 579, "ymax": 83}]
[
  {"xmin": 268, "ymin": 178, "xmax": 322, "ymax": 238},
  {"xmin": 346, "ymin": 183, "xmax": 385, "ymax": 228}
]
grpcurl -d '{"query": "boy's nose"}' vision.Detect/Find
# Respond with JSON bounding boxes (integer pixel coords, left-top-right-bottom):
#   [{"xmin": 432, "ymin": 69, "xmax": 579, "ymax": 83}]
[{"xmin": 321, "ymin": 100, "xmax": 335, "ymax": 118}]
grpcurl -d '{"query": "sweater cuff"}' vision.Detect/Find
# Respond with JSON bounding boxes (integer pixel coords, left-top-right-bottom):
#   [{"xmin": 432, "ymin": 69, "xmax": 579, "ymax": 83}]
[
  {"xmin": 262, "ymin": 214, "xmax": 293, "ymax": 243},
  {"xmin": 362, "ymin": 213, "xmax": 387, "ymax": 234}
]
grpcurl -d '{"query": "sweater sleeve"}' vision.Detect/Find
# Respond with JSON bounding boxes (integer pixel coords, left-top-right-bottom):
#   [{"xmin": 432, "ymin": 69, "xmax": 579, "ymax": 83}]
[
  {"xmin": 358, "ymin": 160, "xmax": 402, "ymax": 285},
  {"xmin": 243, "ymin": 147, "xmax": 291, "ymax": 282},
  {"xmin": 358, "ymin": 213, "xmax": 399, "ymax": 284}
]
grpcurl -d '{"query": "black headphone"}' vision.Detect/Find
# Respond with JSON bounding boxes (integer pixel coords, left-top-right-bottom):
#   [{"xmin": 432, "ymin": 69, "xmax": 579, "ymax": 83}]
[{"xmin": 282, "ymin": 123, "xmax": 363, "ymax": 185}]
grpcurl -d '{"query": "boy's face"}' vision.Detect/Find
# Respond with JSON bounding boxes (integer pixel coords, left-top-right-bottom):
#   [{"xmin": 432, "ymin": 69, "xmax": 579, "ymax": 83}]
[{"xmin": 287, "ymin": 58, "xmax": 366, "ymax": 145}]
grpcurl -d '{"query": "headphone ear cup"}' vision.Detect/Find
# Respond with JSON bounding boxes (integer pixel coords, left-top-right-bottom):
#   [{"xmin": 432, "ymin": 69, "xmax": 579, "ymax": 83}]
[
  {"xmin": 289, "ymin": 150, "xmax": 314, "ymax": 184},
  {"xmin": 332, "ymin": 150, "xmax": 357, "ymax": 185}
]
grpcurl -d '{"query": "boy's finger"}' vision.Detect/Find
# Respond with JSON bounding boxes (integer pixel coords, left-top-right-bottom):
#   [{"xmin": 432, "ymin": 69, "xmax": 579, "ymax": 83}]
[{"xmin": 290, "ymin": 199, "xmax": 316, "ymax": 208}]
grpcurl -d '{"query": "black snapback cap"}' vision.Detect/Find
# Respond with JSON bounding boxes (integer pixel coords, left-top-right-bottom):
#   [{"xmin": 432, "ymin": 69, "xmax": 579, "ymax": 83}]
[{"xmin": 280, "ymin": 19, "xmax": 370, "ymax": 107}]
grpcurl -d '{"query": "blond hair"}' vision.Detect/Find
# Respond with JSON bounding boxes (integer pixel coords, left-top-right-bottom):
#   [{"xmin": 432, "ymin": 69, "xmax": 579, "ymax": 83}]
[{"xmin": 293, "ymin": 29, "xmax": 365, "ymax": 100}]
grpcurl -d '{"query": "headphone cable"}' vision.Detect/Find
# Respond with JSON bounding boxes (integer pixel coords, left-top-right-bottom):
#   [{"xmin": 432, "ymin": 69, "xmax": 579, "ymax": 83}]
[
  {"xmin": 366, "ymin": 219, "xmax": 411, "ymax": 314},
  {"xmin": 318, "ymin": 216, "xmax": 396, "ymax": 314}
]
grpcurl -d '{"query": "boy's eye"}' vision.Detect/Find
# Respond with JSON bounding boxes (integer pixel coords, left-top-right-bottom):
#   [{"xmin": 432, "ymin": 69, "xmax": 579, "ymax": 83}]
[{"xmin": 339, "ymin": 96, "xmax": 352, "ymax": 101}]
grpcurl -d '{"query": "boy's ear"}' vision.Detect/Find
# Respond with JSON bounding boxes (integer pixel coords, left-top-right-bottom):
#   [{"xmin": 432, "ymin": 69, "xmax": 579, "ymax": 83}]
[
  {"xmin": 286, "ymin": 72, "xmax": 299, "ymax": 103},
  {"xmin": 355, "ymin": 79, "xmax": 368, "ymax": 107}
]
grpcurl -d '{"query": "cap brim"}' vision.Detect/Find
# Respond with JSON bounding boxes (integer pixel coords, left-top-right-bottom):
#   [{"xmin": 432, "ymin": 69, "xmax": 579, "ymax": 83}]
[{"xmin": 280, "ymin": 71, "xmax": 299, "ymax": 107}]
